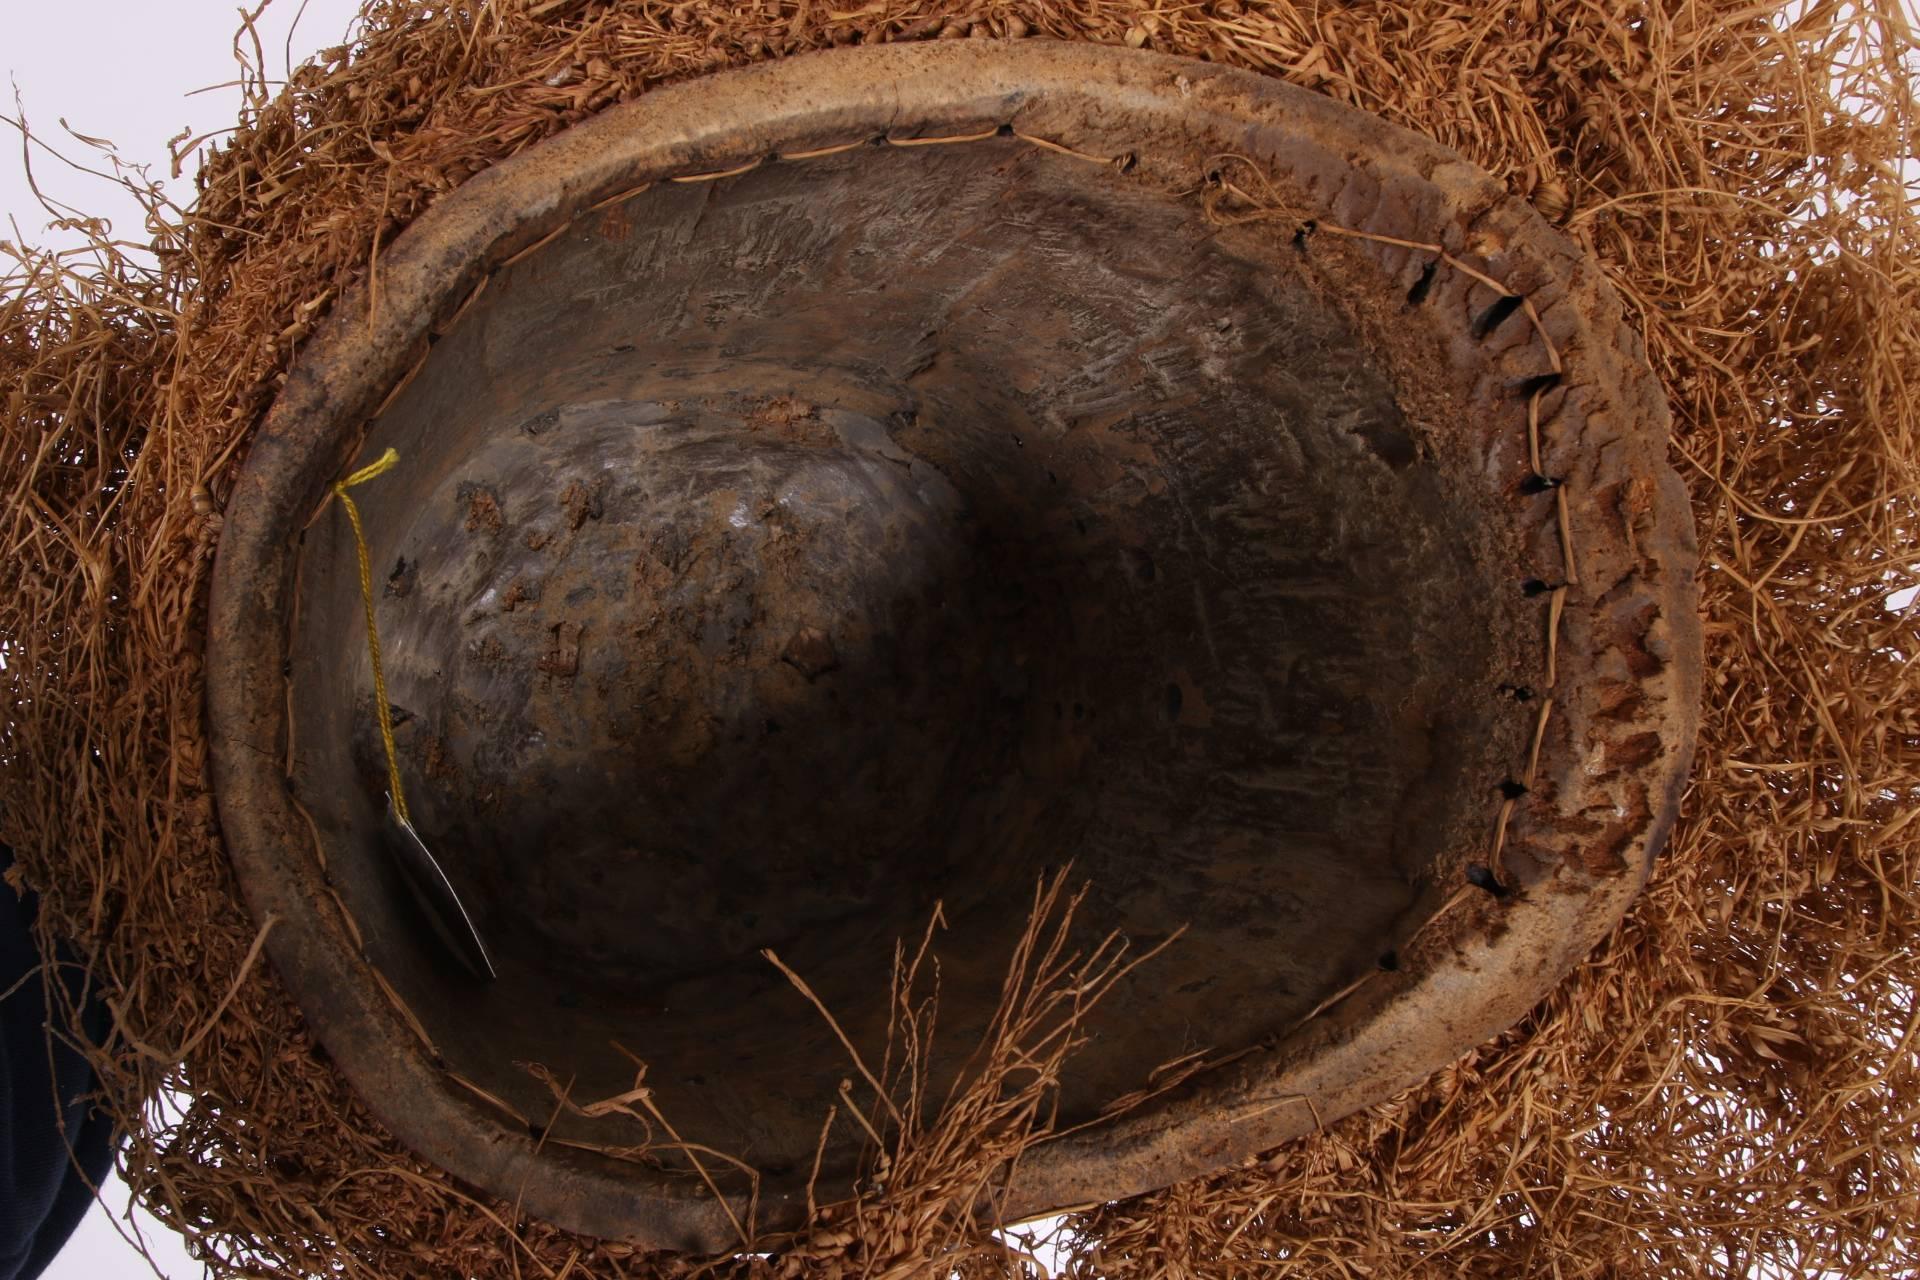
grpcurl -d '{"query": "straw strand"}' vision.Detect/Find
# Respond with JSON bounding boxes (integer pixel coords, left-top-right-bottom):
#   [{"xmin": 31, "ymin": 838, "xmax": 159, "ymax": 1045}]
[{"xmin": 331, "ymin": 447, "xmax": 409, "ymax": 823}]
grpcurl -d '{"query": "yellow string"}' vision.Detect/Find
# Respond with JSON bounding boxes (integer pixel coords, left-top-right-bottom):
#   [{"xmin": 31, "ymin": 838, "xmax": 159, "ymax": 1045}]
[{"xmin": 332, "ymin": 447, "xmax": 410, "ymax": 824}]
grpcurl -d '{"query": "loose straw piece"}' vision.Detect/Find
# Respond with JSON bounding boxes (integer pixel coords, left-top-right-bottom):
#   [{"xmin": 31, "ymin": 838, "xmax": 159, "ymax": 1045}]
[
  {"xmin": 669, "ymin": 158, "xmax": 763, "ymax": 183},
  {"xmin": 1490, "ymin": 797, "xmax": 1518, "ymax": 879},
  {"xmin": 1527, "ymin": 386, "xmax": 1547, "ymax": 476},
  {"xmin": 1013, "ymin": 130, "xmax": 1124, "ymax": 166},
  {"xmin": 1546, "ymin": 587, "xmax": 1568, "ymax": 689},
  {"xmin": 1557, "ymin": 485, "xmax": 1581, "ymax": 585},
  {"xmin": 885, "ymin": 127, "xmax": 1001, "ymax": 147},
  {"xmin": 1525, "ymin": 697, "xmax": 1556, "ymax": 786},
  {"xmin": 780, "ymin": 139, "xmax": 867, "ymax": 161}
]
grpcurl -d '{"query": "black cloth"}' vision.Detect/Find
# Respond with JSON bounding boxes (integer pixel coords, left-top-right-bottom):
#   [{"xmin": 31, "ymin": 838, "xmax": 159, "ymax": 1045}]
[{"xmin": 1, "ymin": 844, "xmax": 117, "ymax": 1280}]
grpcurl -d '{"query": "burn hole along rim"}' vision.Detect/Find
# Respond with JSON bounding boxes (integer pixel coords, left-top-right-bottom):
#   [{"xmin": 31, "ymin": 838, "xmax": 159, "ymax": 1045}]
[{"xmin": 207, "ymin": 41, "xmax": 1701, "ymax": 1252}]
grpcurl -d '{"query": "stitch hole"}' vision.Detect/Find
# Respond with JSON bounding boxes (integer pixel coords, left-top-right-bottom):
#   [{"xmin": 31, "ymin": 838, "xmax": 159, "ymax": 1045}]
[
  {"xmin": 1465, "ymin": 864, "xmax": 1510, "ymax": 899},
  {"xmin": 1406, "ymin": 259, "xmax": 1438, "ymax": 305},
  {"xmin": 1521, "ymin": 578, "xmax": 1555, "ymax": 597},
  {"xmin": 1519, "ymin": 473, "xmax": 1560, "ymax": 495},
  {"xmin": 1473, "ymin": 293, "xmax": 1525, "ymax": 339},
  {"xmin": 1497, "ymin": 779, "xmax": 1528, "ymax": 799},
  {"xmin": 1517, "ymin": 370, "xmax": 1563, "ymax": 397},
  {"xmin": 1292, "ymin": 220, "xmax": 1317, "ymax": 253},
  {"xmin": 1378, "ymin": 950, "xmax": 1399, "ymax": 972},
  {"xmin": 1500, "ymin": 683, "xmax": 1536, "ymax": 702},
  {"xmin": 995, "ymin": 123, "xmax": 1014, "ymax": 137}
]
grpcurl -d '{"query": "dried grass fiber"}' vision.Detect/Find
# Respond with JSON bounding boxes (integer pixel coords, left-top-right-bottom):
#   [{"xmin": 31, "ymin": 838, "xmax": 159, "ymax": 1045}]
[{"xmin": 3, "ymin": 1, "xmax": 1918, "ymax": 1276}]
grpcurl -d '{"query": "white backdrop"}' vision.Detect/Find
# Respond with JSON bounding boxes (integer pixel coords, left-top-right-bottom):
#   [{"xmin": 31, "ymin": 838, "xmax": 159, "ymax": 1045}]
[{"xmin": 5, "ymin": 0, "xmax": 363, "ymax": 258}]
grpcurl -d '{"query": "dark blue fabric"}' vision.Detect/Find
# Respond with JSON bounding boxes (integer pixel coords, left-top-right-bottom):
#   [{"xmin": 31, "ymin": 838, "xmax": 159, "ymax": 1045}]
[{"xmin": 1, "ymin": 844, "xmax": 117, "ymax": 1280}]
